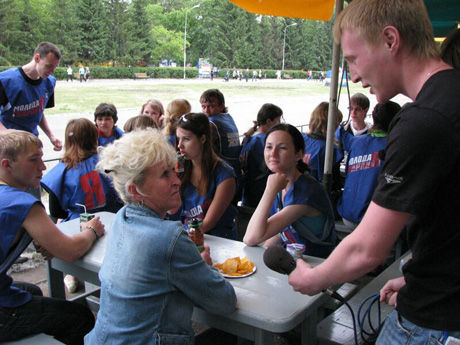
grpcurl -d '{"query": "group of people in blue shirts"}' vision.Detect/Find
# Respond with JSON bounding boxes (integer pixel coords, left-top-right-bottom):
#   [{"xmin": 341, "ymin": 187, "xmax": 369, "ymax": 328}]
[
  {"xmin": 0, "ymin": 42, "xmax": 403, "ymax": 345},
  {"xmin": 4, "ymin": 2, "xmax": 460, "ymax": 342},
  {"xmin": 240, "ymin": 92, "xmax": 401, "ymax": 258},
  {"xmin": 0, "ymin": 38, "xmax": 402, "ymax": 342}
]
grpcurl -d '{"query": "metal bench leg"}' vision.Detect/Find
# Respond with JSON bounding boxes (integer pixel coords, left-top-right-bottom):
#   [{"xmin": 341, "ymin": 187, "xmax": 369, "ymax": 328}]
[
  {"xmin": 47, "ymin": 261, "xmax": 65, "ymax": 299},
  {"xmin": 253, "ymin": 329, "xmax": 274, "ymax": 345}
]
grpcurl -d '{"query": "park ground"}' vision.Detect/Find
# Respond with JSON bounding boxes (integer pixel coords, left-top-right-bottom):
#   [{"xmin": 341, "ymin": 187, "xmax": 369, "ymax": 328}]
[{"xmin": 39, "ymin": 77, "xmax": 411, "ymax": 162}]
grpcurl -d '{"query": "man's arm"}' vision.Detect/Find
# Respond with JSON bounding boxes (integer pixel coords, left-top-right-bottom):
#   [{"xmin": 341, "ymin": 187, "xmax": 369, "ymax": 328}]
[
  {"xmin": 39, "ymin": 113, "xmax": 62, "ymax": 151},
  {"xmin": 288, "ymin": 201, "xmax": 411, "ymax": 295},
  {"xmin": 23, "ymin": 204, "xmax": 104, "ymax": 262}
]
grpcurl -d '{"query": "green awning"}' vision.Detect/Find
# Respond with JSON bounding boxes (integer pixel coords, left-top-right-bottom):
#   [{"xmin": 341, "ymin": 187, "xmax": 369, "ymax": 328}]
[{"xmin": 424, "ymin": 0, "xmax": 460, "ymax": 37}]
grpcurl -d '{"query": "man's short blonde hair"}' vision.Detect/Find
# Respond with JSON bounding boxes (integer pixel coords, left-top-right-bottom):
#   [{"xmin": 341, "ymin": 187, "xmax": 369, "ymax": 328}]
[
  {"xmin": 334, "ymin": 0, "xmax": 439, "ymax": 60},
  {"xmin": 0, "ymin": 130, "xmax": 42, "ymax": 161},
  {"xmin": 96, "ymin": 128, "xmax": 176, "ymax": 204}
]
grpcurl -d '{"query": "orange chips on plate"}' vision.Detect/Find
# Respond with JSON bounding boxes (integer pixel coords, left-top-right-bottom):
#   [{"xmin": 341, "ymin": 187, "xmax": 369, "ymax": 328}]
[{"xmin": 214, "ymin": 256, "xmax": 255, "ymax": 276}]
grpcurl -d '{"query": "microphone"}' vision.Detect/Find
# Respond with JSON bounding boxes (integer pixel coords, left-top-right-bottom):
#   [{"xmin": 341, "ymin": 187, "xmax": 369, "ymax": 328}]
[
  {"xmin": 263, "ymin": 245, "xmax": 345, "ymax": 302},
  {"xmin": 263, "ymin": 245, "xmax": 296, "ymax": 275}
]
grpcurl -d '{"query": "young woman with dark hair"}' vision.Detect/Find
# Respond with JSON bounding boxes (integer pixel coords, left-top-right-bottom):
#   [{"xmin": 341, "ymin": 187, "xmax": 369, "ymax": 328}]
[
  {"xmin": 175, "ymin": 113, "xmax": 237, "ymax": 239},
  {"xmin": 244, "ymin": 124, "xmax": 336, "ymax": 258}
]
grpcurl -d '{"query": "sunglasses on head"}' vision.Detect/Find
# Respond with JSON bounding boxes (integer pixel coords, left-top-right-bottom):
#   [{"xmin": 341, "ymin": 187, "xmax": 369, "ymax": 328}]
[{"xmin": 180, "ymin": 113, "xmax": 195, "ymax": 123}]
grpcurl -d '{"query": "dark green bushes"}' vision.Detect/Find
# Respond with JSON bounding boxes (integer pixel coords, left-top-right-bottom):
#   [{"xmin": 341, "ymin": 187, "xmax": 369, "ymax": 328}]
[{"xmin": 0, "ymin": 66, "xmax": 310, "ymax": 80}]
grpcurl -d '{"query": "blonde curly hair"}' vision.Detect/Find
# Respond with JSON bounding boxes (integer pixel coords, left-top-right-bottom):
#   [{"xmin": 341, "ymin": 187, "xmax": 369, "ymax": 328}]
[{"xmin": 96, "ymin": 128, "xmax": 176, "ymax": 204}]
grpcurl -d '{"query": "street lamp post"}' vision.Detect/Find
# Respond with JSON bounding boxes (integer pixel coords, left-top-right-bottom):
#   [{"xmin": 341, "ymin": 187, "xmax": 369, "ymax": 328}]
[
  {"xmin": 282, "ymin": 23, "xmax": 297, "ymax": 71},
  {"xmin": 183, "ymin": 3, "xmax": 200, "ymax": 79}
]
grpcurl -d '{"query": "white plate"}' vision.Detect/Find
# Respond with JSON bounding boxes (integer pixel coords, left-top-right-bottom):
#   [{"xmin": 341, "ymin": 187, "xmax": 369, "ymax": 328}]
[{"xmin": 220, "ymin": 265, "xmax": 257, "ymax": 279}]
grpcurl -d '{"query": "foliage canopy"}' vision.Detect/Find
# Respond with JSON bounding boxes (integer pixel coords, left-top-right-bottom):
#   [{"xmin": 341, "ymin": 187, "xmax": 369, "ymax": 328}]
[{"xmin": 0, "ymin": 0, "xmax": 334, "ymax": 71}]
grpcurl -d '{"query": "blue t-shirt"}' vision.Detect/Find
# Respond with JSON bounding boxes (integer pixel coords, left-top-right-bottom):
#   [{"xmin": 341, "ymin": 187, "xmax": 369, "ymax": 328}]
[
  {"xmin": 338, "ymin": 131, "xmax": 387, "ymax": 223},
  {"xmin": 0, "ymin": 185, "xmax": 41, "ymax": 307},
  {"xmin": 180, "ymin": 161, "xmax": 237, "ymax": 239},
  {"xmin": 41, "ymin": 154, "xmax": 122, "ymax": 221},
  {"xmin": 168, "ymin": 134, "xmax": 176, "ymax": 147},
  {"xmin": 302, "ymin": 132, "xmax": 343, "ymax": 183},
  {"xmin": 270, "ymin": 174, "xmax": 336, "ymax": 258},
  {"xmin": 0, "ymin": 68, "xmax": 56, "ymax": 136},
  {"xmin": 209, "ymin": 113, "xmax": 242, "ymax": 181},
  {"xmin": 239, "ymin": 133, "xmax": 269, "ymax": 207},
  {"xmin": 97, "ymin": 127, "xmax": 124, "ymax": 147}
]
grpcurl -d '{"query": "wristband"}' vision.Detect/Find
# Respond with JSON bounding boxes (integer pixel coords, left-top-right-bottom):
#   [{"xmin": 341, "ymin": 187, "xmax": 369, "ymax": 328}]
[{"xmin": 81, "ymin": 226, "xmax": 99, "ymax": 240}]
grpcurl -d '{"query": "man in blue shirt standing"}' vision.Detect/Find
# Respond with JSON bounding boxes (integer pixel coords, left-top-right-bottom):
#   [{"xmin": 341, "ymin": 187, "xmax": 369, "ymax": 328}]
[
  {"xmin": 0, "ymin": 42, "xmax": 63, "ymax": 152},
  {"xmin": 200, "ymin": 89, "xmax": 242, "ymax": 202}
]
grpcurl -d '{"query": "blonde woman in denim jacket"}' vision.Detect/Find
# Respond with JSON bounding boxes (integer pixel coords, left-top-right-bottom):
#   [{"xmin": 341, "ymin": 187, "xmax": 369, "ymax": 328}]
[{"xmin": 85, "ymin": 128, "xmax": 236, "ymax": 345}]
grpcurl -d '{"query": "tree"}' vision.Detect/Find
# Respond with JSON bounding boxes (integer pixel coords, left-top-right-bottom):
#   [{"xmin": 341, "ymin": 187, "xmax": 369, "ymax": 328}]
[
  {"xmin": 104, "ymin": 0, "xmax": 130, "ymax": 64},
  {"xmin": 0, "ymin": 0, "xmax": 49, "ymax": 65},
  {"xmin": 0, "ymin": 0, "xmax": 335, "ymax": 72},
  {"xmin": 0, "ymin": 0, "xmax": 22, "ymax": 64},
  {"xmin": 259, "ymin": 16, "xmax": 283, "ymax": 69},
  {"xmin": 48, "ymin": 0, "xmax": 81, "ymax": 65},
  {"xmin": 78, "ymin": 0, "xmax": 110, "ymax": 63},
  {"xmin": 151, "ymin": 25, "xmax": 183, "ymax": 65},
  {"xmin": 126, "ymin": 0, "xmax": 154, "ymax": 65}
]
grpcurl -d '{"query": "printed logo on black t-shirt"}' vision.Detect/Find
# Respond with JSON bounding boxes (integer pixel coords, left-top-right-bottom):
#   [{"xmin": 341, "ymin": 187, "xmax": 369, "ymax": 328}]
[{"xmin": 384, "ymin": 173, "xmax": 403, "ymax": 184}]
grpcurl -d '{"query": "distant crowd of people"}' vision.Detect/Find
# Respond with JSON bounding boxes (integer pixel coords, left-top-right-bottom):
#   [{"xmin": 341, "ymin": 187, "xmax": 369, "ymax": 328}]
[{"xmin": 2, "ymin": 1, "xmax": 460, "ymax": 343}]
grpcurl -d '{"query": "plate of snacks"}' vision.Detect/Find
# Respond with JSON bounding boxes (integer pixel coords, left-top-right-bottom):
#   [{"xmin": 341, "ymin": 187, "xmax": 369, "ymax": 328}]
[{"xmin": 214, "ymin": 256, "xmax": 256, "ymax": 278}]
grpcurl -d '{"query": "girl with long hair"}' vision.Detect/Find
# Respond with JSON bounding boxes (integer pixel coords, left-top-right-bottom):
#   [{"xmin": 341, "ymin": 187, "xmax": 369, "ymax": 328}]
[
  {"xmin": 41, "ymin": 118, "xmax": 122, "ymax": 291},
  {"xmin": 141, "ymin": 98, "xmax": 165, "ymax": 128},
  {"xmin": 163, "ymin": 98, "xmax": 191, "ymax": 146},
  {"xmin": 175, "ymin": 113, "xmax": 237, "ymax": 239},
  {"xmin": 303, "ymin": 102, "xmax": 343, "ymax": 186},
  {"xmin": 244, "ymin": 124, "xmax": 336, "ymax": 258}
]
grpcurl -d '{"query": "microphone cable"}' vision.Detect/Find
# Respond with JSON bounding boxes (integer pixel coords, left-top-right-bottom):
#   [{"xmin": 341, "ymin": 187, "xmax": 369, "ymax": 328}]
[
  {"xmin": 357, "ymin": 293, "xmax": 382, "ymax": 344},
  {"xmin": 323, "ymin": 289, "xmax": 383, "ymax": 345}
]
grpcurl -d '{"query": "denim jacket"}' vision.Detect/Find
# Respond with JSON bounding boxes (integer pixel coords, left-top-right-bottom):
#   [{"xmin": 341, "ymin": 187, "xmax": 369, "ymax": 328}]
[{"xmin": 85, "ymin": 205, "xmax": 236, "ymax": 345}]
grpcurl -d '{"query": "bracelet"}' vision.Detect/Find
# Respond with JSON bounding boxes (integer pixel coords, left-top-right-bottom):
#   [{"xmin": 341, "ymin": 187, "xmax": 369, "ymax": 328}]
[{"xmin": 82, "ymin": 226, "xmax": 99, "ymax": 241}]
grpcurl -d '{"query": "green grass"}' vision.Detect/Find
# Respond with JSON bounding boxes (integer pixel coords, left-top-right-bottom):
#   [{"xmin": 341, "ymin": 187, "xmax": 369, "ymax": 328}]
[{"xmin": 47, "ymin": 79, "xmax": 370, "ymax": 116}]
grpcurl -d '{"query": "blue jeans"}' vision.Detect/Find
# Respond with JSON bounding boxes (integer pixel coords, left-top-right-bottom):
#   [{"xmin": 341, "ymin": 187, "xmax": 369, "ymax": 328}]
[
  {"xmin": 377, "ymin": 310, "xmax": 460, "ymax": 345},
  {"xmin": 0, "ymin": 282, "xmax": 95, "ymax": 345}
]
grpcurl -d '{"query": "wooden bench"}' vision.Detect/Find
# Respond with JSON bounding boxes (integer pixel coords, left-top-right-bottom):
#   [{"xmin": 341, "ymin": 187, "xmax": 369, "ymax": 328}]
[
  {"xmin": 316, "ymin": 251, "xmax": 411, "ymax": 345},
  {"xmin": 134, "ymin": 72, "xmax": 149, "ymax": 79},
  {"xmin": 3, "ymin": 333, "xmax": 64, "ymax": 344}
]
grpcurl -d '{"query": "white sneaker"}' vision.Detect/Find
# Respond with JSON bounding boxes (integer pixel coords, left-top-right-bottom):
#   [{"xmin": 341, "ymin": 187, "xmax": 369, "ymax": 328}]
[{"xmin": 64, "ymin": 275, "xmax": 79, "ymax": 293}]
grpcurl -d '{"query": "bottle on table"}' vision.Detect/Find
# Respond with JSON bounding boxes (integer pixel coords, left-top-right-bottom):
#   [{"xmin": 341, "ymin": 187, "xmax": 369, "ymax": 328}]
[
  {"xmin": 187, "ymin": 218, "xmax": 204, "ymax": 253},
  {"xmin": 175, "ymin": 153, "xmax": 185, "ymax": 174}
]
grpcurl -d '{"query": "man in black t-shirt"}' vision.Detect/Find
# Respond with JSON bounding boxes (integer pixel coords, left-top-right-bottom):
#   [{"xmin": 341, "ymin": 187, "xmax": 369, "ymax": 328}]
[{"xmin": 288, "ymin": 0, "xmax": 460, "ymax": 343}]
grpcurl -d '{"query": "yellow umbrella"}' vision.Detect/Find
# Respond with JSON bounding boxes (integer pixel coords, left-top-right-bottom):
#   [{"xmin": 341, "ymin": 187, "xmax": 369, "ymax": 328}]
[{"xmin": 228, "ymin": 0, "xmax": 336, "ymax": 21}]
